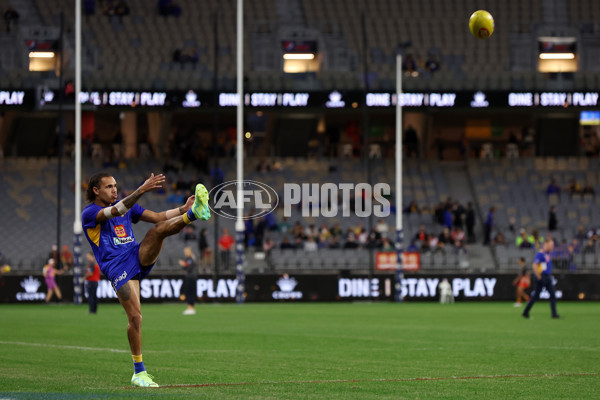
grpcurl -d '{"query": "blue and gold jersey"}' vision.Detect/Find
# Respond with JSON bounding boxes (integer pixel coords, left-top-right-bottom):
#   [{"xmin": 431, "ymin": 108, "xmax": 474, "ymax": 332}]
[
  {"xmin": 533, "ymin": 251, "xmax": 552, "ymax": 275},
  {"xmin": 81, "ymin": 203, "xmax": 145, "ymax": 269}
]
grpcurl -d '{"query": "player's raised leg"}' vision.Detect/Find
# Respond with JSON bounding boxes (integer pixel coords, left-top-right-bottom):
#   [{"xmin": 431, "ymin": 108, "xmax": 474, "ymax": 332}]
[{"xmin": 138, "ymin": 184, "xmax": 210, "ymax": 266}]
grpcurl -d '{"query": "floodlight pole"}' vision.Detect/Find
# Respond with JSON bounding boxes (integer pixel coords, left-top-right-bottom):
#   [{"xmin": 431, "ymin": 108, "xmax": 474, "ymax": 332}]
[
  {"xmin": 235, "ymin": 0, "xmax": 245, "ymax": 304},
  {"xmin": 73, "ymin": 0, "xmax": 83, "ymax": 305},
  {"xmin": 394, "ymin": 54, "xmax": 404, "ymax": 302}
]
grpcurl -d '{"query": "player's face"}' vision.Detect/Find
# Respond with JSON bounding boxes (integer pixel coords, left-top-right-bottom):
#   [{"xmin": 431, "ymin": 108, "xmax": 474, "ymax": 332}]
[{"xmin": 95, "ymin": 176, "xmax": 118, "ymax": 205}]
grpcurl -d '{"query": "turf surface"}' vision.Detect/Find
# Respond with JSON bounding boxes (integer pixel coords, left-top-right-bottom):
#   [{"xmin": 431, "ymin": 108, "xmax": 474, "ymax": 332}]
[{"xmin": 0, "ymin": 302, "xmax": 598, "ymax": 399}]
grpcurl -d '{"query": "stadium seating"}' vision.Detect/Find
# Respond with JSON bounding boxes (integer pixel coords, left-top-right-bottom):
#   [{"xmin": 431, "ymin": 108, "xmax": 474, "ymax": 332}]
[
  {"xmin": 0, "ymin": 0, "xmax": 596, "ymax": 91},
  {"xmin": 1, "ymin": 154, "xmax": 598, "ymax": 273}
]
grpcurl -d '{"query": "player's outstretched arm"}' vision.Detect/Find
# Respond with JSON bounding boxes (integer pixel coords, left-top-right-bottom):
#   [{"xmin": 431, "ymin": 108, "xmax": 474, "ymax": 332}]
[
  {"xmin": 122, "ymin": 173, "xmax": 166, "ymax": 208},
  {"xmin": 100, "ymin": 173, "xmax": 166, "ymax": 221}
]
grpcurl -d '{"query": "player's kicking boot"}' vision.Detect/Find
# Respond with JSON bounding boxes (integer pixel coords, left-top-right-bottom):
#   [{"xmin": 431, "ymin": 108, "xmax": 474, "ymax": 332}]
[
  {"xmin": 131, "ymin": 371, "xmax": 159, "ymax": 387},
  {"xmin": 191, "ymin": 184, "xmax": 211, "ymax": 220}
]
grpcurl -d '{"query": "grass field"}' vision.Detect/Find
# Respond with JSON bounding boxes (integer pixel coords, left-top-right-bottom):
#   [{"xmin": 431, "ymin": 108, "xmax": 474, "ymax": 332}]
[{"xmin": 0, "ymin": 302, "xmax": 598, "ymax": 399}]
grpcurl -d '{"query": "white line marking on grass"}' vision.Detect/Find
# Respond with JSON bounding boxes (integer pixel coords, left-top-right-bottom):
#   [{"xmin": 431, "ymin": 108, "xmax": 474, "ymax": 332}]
[
  {"xmin": 0, "ymin": 341, "xmax": 128, "ymax": 353},
  {"xmin": 136, "ymin": 372, "xmax": 600, "ymax": 389}
]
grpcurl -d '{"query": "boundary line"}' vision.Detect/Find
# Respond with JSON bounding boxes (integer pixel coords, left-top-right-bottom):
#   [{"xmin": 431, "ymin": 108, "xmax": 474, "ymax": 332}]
[
  {"xmin": 129, "ymin": 372, "xmax": 600, "ymax": 389},
  {"xmin": 0, "ymin": 340, "xmax": 128, "ymax": 353}
]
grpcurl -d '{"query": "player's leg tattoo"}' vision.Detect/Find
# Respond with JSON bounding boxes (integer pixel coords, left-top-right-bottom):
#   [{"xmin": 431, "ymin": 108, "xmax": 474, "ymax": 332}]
[{"xmin": 118, "ymin": 282, "xmax": 132, "ymax": 301}]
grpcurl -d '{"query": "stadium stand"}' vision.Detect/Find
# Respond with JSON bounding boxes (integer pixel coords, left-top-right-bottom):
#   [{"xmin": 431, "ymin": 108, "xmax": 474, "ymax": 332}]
[
  {"xmin": 0, "ymin": 0, "xmax": 596, "ymax": 90},
  {"xmin": 3, "ymin": 152, "xmax": 597, "ymax": 274}
]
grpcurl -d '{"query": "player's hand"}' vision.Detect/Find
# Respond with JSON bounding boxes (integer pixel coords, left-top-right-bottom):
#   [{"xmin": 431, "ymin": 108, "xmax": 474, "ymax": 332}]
[
  {"xmin": 183, "ymin": 195, "xmax": 194, "ymax": 212},
  {"xmin": 139, "ymin": 173, "xmax": 165, "ymax": 194}
]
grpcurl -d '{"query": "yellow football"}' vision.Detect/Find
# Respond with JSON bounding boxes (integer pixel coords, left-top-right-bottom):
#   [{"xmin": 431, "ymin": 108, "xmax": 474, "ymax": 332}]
[{"xmin": 469, "ymin": 10, "xmax": 494, "ymax": 39}]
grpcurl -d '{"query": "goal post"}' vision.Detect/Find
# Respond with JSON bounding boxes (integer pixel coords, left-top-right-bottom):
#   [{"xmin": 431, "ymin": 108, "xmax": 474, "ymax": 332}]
[{"xmin": 394, "ymin": 54, "xmax": 404, "ymax": 302}]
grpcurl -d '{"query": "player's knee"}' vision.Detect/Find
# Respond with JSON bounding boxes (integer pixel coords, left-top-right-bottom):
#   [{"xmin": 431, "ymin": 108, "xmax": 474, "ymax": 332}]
[
  {"xmin": 129, "ymin": 312, "xmax": 143, "ymax": 329},
  {"xmin": 154, "ymin": 220, "xmax": 170, "ymax": 235}
]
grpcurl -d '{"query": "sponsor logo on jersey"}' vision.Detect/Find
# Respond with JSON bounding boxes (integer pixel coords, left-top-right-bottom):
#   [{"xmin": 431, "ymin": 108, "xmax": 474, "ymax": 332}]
[{"xmin": 114, "ymin": 224, "xmax": 127, "ymax": 237}]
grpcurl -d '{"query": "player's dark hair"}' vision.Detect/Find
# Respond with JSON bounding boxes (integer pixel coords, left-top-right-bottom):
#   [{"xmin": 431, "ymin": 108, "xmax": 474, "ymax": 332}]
[{"xmin": 86, "ymin": 172, "xmax": 112, "ymax": 202}]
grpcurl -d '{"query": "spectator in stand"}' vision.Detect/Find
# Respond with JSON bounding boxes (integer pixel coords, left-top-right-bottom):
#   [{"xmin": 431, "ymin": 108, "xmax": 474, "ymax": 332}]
[
  {"xmin": 425, "ymin": 54, "xmax": 440, "ymax": 73},
  {"xmin": 402, "ymin": 54, "xmax": 417, "ymax": 75},
  {"xmin": 403, "ymin": 200, "xmax": 419, "ymax": 214},
  {"xmin": 264, "ymin": 211, "xmax": 277, "ymax": 231},
  {"xmin": 381, "ymin": 236, "xmax": 395, "ymax": 251},
  {"xmin": 319, "ymin": 222, "xmax": 331, "ymax": 239},
  {"xmin": 115, "ymin": 0, "xmax": 130, "ymax": 16},
  {"xmin": 255, "ymin": 217, "xmax": 267, "ymax": 248},
  {"xmin": 403, "ymin": 125, "xmax": 419, "ymax": 158},
  {"xmin": 546, "ymin": 178, "xmax": 561, "ymax": 196},
  {"xmin": 103, "ymin": 0, "xmax": 116, "ymax": 15},
  {"xmin": 60, "ymin": 245, "xmax": 74, "ymax": 270},
  {"xmin": 493, "ymin": 230, "xmax": 507, "ymax": 246},
  {"xmin": 263, "ymin": 237, "xmax": 275, "ymax": 253},
  {"xmin": 85, "ymin": 252, "xmax": 101, "ymax": 314},
  {"xmin": 548, "ymin": 206, "xmax": 558, "ymax": 231},
  {"xmin": 304, "ymin": 224, "xmax": 318, "ymax": 239},
  {"xmin": 317, "ymin": 232, "xmax": 329, "ymax": 249},
  {"xmin": 483, "ymin": 206, "xmax": 495, "ymax": 245},
  {"xmin": 277, "ymin": 217, "xmax": 291, "ymax": 234},
  {"xmin": 158, "ymin": 0, "xmax": 181, "ymax": 17},
  {"xmin": 531, "ymin": 230, "xmax": 544, "ymax": 250},
  {"xmin": 304, "ymin": 236, "xmax": 318, "ymax": 252},
  {"xmin": 438, "ymin": 227, "xmax": 452, "ymax": 250},
  {"xmin": 255, "ymin": 159, "xmax": 271, "ymax": 173},
  {"xmin": 344, "ymin": 232, "xmax": 359, "ymax": 249},
  {"xmin": 182, "ymin": 225, "xmax": 196, "ymax": 242},
  {"xmin": 328, "ymin": 235, "xmax": 341, "ymax": 249},
  {"xmin": 83, "ymin": 0, "xmax": 96, "ymax": 15},
  {"xmin": 428, "ymin": 234, "xmax": 441, "ymax": 253},
  {"xmin": 452, "ymin": 202, "xmax": 465, "ymax": 229},
  {"xmin": 508, "ymin": 217, "xmax": 517, "ymax": 235},
  {"xmin": 4, "ymin": 6, "xmax": 19, "ymax": 32},
  {"xmin": 244, "ymin": 216, "xmax": 255, "ymax": 247},
  {"xmin": 197, "ymin": 228, "xmax": 211, "ymax": 270},
  {"xmin": 415, "ymin": 225, "xmax": 428, "ymax": 244},
  {"xmin": 375, "ymin": 218, "xmax": 389, "ymax": 236},
  {"xmin": 465, "ymin": 202, "xmax": 476, "ymax": 243},
  {"xmin": 566, "ymin": 178, "xmax": 581, "ymax": 199},
  {"xmin": 581, "ymin": 181, "xmax": 595, "ymax": 198},
  {"xmin": 357, "ymin": 228, "xmax": 368, "ymax": 248},
  {"xmin": 434, "ymin": 202, "xmax": 445, "ymax": 226},
  {"xmin": 366, "ymin": 229, "xmax": 381, "ymax": 249},
  {"xmin": 291, "ymin": 221, "xmax": 305, "ymax": 240},
  {"xmin": 443, "ymin": 206, "xmax": 454, "ymax": 230},
  {"xmin": 167, "ymin": 189, "xmax": 184, "ymax": 206},
  {"xmin": 451, "ymin": 227, "xmax": 465, "ymax": 248},
  {"xmin": 576, "ymin": 225, "xmax": 586, "ymax": 242},
  {"xmin": 330, "ymin": 223, "xmax": 342, "ymax": 238},
  {"xmin": 280, "ymin": 236, "xmax": 295, "ymax": 250},
  {"xmin": 516, "ymin": 229, "xmax": 533, "ymax": 249},
  {"xmin": 218, "ymin": 228, "xmax": 234, "ymax": 269},
  {"xmin": 570, "ymin": 238, "xmax": 580, "ymax": 255},
  {"xmin": 583, "ymin": 238, "xmax": 595, "ymax": 254},
  {"xmin": 404, "ymin": 239, "xmax": 418, "ymax": 252},
  {"xmin": 48, "ymin": 245, "xmax": 64, "ymax": 271}
]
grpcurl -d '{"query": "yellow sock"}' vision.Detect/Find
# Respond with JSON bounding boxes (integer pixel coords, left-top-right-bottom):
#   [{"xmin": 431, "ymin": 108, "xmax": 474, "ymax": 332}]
[
  {"xmin": 182, "ymin": 213, "xmax": 192, "ymax": 224},
  {"xmin": 132, "ymin": 354, "xmax": 143, "ymax": 363}
]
